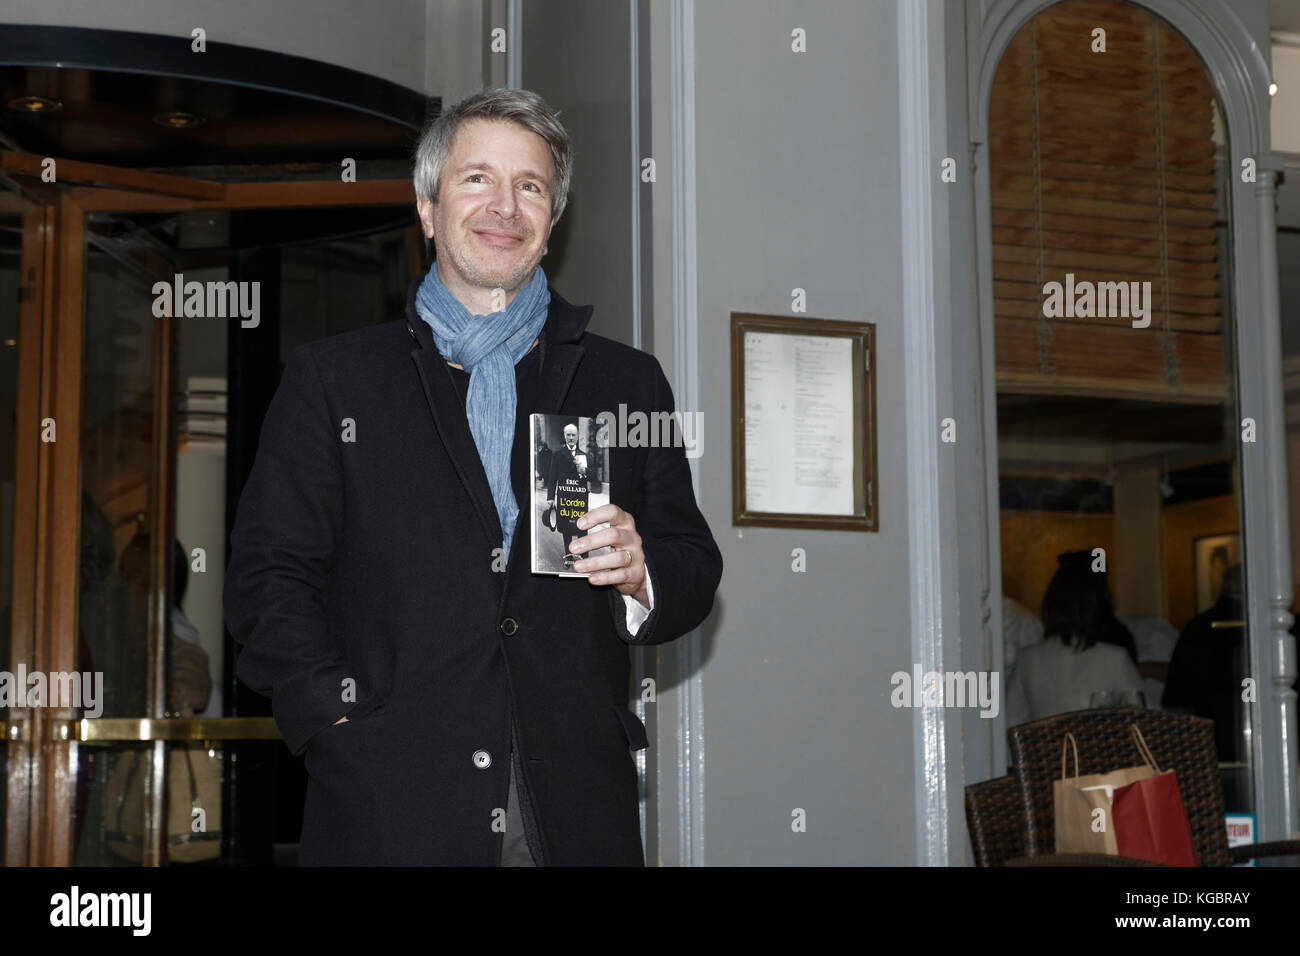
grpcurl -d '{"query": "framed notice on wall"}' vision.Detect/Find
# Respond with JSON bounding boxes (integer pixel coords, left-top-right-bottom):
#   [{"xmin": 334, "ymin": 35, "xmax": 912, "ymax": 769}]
[{"xmin": 731, "ymin": 313, "xmax": 877, "ymax": 531}]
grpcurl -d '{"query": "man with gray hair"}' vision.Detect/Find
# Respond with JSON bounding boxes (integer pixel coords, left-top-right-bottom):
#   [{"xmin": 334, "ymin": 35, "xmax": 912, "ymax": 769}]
[{"xmin": 225, "ymin": 88, "xmax": 722, "ymax": 865}]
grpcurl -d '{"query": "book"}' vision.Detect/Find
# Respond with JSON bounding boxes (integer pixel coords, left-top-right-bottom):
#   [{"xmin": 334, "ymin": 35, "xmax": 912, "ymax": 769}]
[{"xmin": 530, "ymin": 412, "xmax": 612, "ymax": 576}]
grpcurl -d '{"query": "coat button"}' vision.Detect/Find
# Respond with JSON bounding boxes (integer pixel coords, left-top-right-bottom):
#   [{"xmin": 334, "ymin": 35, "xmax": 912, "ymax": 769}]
[
  {"xmin": 500, "ymin": 617, "xmax": 519, "ymax": 636},
  {"xmin": 472, "ymin": 749, "xmax": 492, "ymax": 770}
]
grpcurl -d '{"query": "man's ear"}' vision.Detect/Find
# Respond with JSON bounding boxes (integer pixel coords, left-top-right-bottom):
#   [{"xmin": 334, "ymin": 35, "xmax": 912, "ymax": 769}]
[{"xmin": 416, "ymin": 197, "xmax": 436, "ymax": 237}]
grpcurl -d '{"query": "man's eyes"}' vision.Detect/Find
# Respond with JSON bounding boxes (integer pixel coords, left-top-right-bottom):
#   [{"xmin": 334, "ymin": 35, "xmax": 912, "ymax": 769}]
[{"xmin": 464, "ymin": 174, "xmax": 544, "ymax": 194}]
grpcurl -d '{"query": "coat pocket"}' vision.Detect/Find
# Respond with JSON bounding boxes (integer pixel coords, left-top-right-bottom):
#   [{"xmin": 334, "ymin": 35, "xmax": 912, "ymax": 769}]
[
  {"xmin": 612, "ymin": 704, "xmax": 649, "ymax": 751},
  {"xmin": 321, "ymin": 702, "xmax": 391, "ymax": 737},
  {"xmin": 303, "ymin": 709, "xmax": 397, "ymax": 792},
  {"xmin": 305, "ymin": 706, "xmax": 391, "ymax": 763}
]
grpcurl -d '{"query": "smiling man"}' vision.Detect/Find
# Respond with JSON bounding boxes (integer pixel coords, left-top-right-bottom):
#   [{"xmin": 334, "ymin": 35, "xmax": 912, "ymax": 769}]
[{"xmin": 224, "ymin": 87, "xmax": 722, "ymax": 866}]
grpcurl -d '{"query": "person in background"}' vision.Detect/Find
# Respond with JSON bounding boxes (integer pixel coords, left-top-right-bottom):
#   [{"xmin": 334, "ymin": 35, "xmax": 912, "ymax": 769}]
[
  {"xmin": 1117, "ymin": 614, "xmax": 1179, "ymax": 712},
  {"xmin": 1206, "ymin": 546, "xmax": 1230, "ymax": 611},
  {"xmin": 1163, "ymin": 564, "xmax": 1247, "ymax": 763},
  {"xmin": 1056, "ymin": 549, "xmax": 1140, "ymax": 664},
  {"xmin": 168, "ymin": 539, "xmax": 212, "ymax": 716},
  {"xmin": 1002, "ymin": 594, "xmax": 1044, "ymax": 683},
  {"xmin": 1006, "ymin": 551, "xmax": 1145, "ymax": 726},
  {"xmin": 118, "ymin": 528, "xmax": 212, "ymax": 715}
]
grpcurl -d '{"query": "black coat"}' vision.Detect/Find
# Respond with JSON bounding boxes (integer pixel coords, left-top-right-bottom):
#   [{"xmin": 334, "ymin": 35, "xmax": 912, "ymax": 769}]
[
  {"xmin": 1162, "ymin": 594, "xmax": 1248, "ymax": 762},
  {"xmin": 223, "ymin": 275, "xmax": 722, "ymax": 865}
]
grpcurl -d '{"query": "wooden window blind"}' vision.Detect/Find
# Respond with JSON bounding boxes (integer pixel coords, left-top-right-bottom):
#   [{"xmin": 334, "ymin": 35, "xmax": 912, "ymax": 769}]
[{"xmin": 989, "ymin": 0, "xmax": 1225, "ymax": 402}]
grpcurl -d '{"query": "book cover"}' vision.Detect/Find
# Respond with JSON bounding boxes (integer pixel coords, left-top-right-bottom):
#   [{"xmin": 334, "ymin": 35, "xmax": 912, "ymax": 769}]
[{"xmin": 530, "ymin": 413, "xmax": 612, "ymax": 576}]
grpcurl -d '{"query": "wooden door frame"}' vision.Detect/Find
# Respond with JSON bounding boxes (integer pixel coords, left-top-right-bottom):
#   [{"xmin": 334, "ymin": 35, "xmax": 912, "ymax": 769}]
[{"xmin": 1, "ymin": 189, "xmax": 53, "ymax": 866}]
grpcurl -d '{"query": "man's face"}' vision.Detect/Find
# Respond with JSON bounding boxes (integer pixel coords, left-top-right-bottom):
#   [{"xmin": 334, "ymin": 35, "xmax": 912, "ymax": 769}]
[
  {"xmin": 417, "ymin": 118, "xmax": 557, "ymax": 301},
  {"xmin": 564, "ymin": 426, "xmax": 577, "ymax": 449}
]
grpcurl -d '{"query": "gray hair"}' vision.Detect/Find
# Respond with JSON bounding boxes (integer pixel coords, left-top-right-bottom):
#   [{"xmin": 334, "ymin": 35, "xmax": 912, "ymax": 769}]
[{"xmin": 412, "ymin": 87, "xmax": 573, "ymax": 223}]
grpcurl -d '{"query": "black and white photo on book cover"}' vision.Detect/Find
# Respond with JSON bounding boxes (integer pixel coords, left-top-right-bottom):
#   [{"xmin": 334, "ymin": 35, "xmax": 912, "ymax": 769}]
[{"xmin": 530, "ymin": 413, "xmax": 611, "ymax": 576}]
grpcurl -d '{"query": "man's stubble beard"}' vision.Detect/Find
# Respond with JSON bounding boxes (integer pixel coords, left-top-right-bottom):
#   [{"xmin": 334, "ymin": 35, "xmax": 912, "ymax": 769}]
[{"xmin": 442, "ymin": 233, "xmax": 540, "ymax": 297}]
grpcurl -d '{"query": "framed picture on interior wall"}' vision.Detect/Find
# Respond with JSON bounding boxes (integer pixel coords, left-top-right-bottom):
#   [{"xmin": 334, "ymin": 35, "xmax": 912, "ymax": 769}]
[
  {"xmin": 1193, "ymin": 532, "xmax": 1241, "ymax": 613},
  {"xmin": 731, "ymin": 313, "xmax": 877, "ymax": 531}
]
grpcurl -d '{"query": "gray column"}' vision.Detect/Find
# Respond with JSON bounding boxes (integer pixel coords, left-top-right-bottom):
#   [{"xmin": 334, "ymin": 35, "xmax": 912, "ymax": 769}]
[{"xmin": 1247, "ymin": 163, "xmax": 1299, "ymax": 841}]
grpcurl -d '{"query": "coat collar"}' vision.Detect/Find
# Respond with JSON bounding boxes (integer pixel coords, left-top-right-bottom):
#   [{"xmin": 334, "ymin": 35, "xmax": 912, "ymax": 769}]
[{"xmin": 403, "ymin": 263, "xmax": 593, "ymax": 554}]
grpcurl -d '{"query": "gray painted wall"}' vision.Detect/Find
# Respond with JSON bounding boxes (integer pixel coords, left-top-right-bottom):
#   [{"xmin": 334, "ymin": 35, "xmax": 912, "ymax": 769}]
[
  {"xmin": 522, "ymin": 0, "xmax": 637, "ymax": 346},
  {"xmin": 689, "ymin": 0, "xmax": 915, "ymax": 865},
  {"xmin": 430, "ymin": 0, "xmax": 491, "ymax": 104}
]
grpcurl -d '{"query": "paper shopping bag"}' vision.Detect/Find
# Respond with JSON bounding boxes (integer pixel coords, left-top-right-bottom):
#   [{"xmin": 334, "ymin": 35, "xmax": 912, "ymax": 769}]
[
  {"xmin": 1053, "ymin": 732, "xmax": 1158, "ymax": 855},
  {"xmin": 1111, "ymin": 727, "xmax": 1199, "ymax": 866}
]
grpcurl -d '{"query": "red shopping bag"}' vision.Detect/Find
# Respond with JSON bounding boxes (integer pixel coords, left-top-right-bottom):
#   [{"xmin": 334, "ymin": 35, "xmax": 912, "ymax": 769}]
[{"xmin": 1111, "ymin": 727, "xmax": 1199, "ymax": 866}]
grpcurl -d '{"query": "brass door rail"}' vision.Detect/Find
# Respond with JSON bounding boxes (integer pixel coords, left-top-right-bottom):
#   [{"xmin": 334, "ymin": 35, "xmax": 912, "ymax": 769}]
[{"xmin": 60, "ymin": 717, "xmax": 281, "ymax": 742}]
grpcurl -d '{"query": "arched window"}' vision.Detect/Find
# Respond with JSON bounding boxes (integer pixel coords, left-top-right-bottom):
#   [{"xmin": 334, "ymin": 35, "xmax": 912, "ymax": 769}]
[
  {"xmin": 991, "ymin": 0, "xmax": 1225, "ymax": 398},
  {"xmin": 990, "ymin": 0, "xmax": 1254, "ymax": 816}
]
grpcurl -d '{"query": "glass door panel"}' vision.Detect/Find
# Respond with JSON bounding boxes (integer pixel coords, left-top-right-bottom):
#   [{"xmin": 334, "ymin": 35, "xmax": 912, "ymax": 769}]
[
  {"xmin": 74, "ymin": 211, "xmax": 167, "ymax": 865},
  {"xmin": 0, "ymin": 184, "xmax": 46, "ymax": 866}
]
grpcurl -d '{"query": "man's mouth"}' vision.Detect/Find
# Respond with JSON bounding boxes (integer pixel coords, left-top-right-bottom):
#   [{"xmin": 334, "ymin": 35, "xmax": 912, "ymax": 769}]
[{"xmin": 474, "ymin": 229, "xmax": 524, "ymax": 247}]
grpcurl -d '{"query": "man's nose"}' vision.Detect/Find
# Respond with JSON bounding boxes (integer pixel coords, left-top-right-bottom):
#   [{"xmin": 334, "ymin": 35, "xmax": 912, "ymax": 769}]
[{"xmin": 487, "ymin": 181, "xmax": 518, "ymax": 219}]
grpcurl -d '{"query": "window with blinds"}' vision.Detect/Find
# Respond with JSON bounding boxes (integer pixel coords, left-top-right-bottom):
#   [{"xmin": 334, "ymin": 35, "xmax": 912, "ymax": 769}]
[{"xmin": 989, "ymin": 0, "xmax": 1225, "ymax": 402}]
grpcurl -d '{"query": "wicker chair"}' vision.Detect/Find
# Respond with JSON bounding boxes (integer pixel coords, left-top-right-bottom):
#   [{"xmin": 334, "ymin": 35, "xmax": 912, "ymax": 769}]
[
  {"xmin": 965, "ymin": 775, "xmax": 1024, "ymax": 866},
  {"xmin": 1006, "ymin": 708, "xmax": 1300, "ymax": 866}
]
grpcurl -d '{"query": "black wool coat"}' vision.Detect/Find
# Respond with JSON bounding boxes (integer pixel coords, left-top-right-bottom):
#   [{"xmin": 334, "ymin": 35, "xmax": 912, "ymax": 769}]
[{"xmin": 223, "ymin": 273, "xmax": 722, "ymax": 865}]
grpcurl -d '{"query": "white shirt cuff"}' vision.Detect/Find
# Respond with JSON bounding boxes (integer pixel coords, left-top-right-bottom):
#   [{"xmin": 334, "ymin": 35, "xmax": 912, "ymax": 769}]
[{"xmin": 623, "ymin": 568, "xmax": 656, "ymax": 636}]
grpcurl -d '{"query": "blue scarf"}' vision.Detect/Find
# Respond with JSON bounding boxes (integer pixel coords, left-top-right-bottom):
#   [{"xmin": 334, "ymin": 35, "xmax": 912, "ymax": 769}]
[{"xmin": 415, "ymin": 264, "xmax": 550, "ymax": 559}]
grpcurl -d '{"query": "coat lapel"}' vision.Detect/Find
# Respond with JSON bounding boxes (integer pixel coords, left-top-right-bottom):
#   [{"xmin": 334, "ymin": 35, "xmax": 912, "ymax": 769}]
[
  {"xmin": 535, "ymin": 283, "xmax": 592, "ymax": 414},
  {"xmin": 404, "ymin": 272, "xmax": 595, "ymax": 550},
  {"xmin": 409, "ymin": 345, "xmax": 503, "ymax": 548},
  {"xmin": 537, "ymin": 342, "xmax": 584, "ymax": 414}
]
